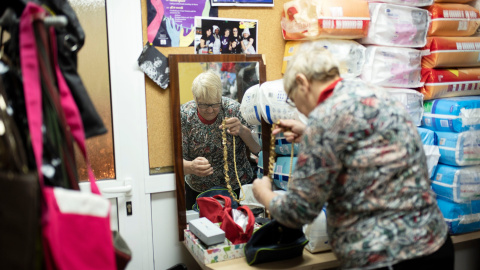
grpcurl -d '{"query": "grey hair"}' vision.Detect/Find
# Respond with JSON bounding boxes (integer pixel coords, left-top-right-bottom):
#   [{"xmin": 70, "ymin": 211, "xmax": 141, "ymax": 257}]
[
  {"xmin": 283, "ymin": 42, "xmax": 340, "ymax": 96},
  {"xmin": 191, "ymin": 70, "xmax": 222, "ymax": 103}
]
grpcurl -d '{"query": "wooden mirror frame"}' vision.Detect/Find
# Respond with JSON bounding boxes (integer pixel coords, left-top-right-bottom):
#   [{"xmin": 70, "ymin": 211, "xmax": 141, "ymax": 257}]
[{"xmin": 169, "ymin": 54, "xmax": 268, "ymax": 241}]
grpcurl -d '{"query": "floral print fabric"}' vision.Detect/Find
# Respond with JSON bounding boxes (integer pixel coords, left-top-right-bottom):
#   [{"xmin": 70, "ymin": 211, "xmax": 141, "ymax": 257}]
[
  {"xmin": 270, "ymin": 79, "xmax": 448, "ymax": 269},
  {"xmin": 181, "ymin": 97, "xmax": 254, "ymax": 192}
]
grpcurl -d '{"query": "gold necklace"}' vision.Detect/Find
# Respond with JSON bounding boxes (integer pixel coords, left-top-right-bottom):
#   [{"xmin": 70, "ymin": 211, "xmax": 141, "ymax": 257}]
[{"xmin": 222, "ymin": 118, "xmax": 245, "ymax": 203}]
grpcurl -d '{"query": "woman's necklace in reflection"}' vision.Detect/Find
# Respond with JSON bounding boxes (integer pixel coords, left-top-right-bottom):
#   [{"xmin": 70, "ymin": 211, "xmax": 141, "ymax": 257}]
[
  {"xmin": 268, "ymin": 121, "xmax": 295, "ymax": 188},
  {"xmin": 222, "ymin": 118, "xmax": 245, "ymax": 203}
]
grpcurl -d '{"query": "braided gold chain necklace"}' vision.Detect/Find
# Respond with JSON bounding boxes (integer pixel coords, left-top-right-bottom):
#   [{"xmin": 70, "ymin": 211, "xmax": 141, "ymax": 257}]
[{"xmin": 222, "ymin": 118, "xmax": 245, "ymax": 203}]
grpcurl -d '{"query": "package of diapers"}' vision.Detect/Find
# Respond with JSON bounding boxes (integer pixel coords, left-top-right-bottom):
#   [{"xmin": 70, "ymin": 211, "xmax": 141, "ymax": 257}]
[
  {"xmin": 427, "ymin": 4, "xmax": 480, "ymax": 37},
  {"xmin": 435, "ymin": 0, "xmax": 473, "ymax": 3},
  {"xmin": 257, "ymin": 151, "xmax": 264, "ymax": 179},
  {"xmin": 432, "ymin": 164, "xmax": 480, "ymax": 203},
  {"xmin": 303, "ymin": 208, "xmax": 331, "ymax": 253},
  {"xmin": 361, "ymin": 3, "xmax": 430, "ymax": 48},
  {"xmin": 258, "ymin": 79, "xmax": 307, "ymax": 124},
  {"xmin": 240, "ymin": 84, "xmax": 262, "ymax": 126},
  {"xmin": 282, "ymin": 40, "xmax": 366, "ymax": 79},
  {"xmin": 361, "ymin": 46, "xmax": 423, "ymax": 88},
  {"xmin": 420, "ymin": 68, "xmax": 480, "ymax": 100},
  {"xmin": 385, "ymin": 88, "xmax": 424, "ymax": 126},
  {"xmin": 436, "ymin": 197, "xmax": 480, "ymax": 234},
  {"xmin": 281, "ymin": 0, "xmax": 370, "ymax": 40},
  {"xmin": 367, "ymin": 0, "xmax": 432, "ymax": 7},
  {"xmin": 417, "ymin": 127, "xmax": 441, "ymax": 179},
  {"xmin": 254, "ymin": 127, "xmax": 300, "ymax": 155},
  {"xmin": 274, "ymin": 134, "xmax": 300, "ymax": 156},
  {"xmin": 436, "ymin": 130, "xmax": 480, "ymax": 166},
  {"xmin": 422, "ymin": 37, "xmax": 480, "ymax": 68},
  {"xmin": 273, "ymin": 156, "xmax": 298, "ymax": 190},
  {"xmin": 421, "ymin": 96, "xmax": 480, "ymax": 133}
]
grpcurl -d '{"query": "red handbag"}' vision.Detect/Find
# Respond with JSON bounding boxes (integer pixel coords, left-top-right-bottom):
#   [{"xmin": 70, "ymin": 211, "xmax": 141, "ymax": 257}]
[
  {"xmin": 220, "ymin": 206, "xmax": 255, "ymax": 244},
  {"xmin": 20, "ymin": 3, "xmax": 116, "ymax": 270},
  {"xmin": 197, "ymin": 195, "xmax": 232, "ymax": 223}
]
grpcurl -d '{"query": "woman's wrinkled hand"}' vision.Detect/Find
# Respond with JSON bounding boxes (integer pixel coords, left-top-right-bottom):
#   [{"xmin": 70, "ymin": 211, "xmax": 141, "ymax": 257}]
[
  {"xmin": 272, "ymin": 119, "xmax": 306, "ymax": 143},
  {"xmin": 219, "ymin": 117, "xmax": 243, "ymax": 136},
  {"xmin": 191, "ymin": 157, "xmax": 213, "ymax": 177},
  {"xmin": 252, "ymin": 176, "xmax": 273, "ymax": 207}
]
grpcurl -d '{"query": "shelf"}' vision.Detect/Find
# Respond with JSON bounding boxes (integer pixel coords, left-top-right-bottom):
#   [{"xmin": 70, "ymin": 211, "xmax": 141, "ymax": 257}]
[
  {"xmin": 451, "ymin": 231, "xmax": 480, "ymax": 244},
  {"xmin": 188, "ymin": 230, "xmax": 480, "ymax": 270}
]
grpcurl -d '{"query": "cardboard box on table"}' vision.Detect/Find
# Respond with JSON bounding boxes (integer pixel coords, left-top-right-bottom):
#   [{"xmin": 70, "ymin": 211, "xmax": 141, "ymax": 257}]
[{"xmin": 184, "ymin": 229, "xmax": 247, "ymax": 265}]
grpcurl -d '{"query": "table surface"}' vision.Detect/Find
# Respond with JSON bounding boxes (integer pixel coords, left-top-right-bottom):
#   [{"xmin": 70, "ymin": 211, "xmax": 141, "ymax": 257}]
[{"xmin": 186, "ymin": 230, "xmax": 480, "ymax": 270}]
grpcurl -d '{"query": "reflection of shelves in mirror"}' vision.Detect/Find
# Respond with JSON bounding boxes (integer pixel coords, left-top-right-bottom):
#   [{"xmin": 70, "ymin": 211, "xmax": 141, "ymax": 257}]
[{"xmin": 185, "ymin": 230, "xmax": 480, "ymax": 270}]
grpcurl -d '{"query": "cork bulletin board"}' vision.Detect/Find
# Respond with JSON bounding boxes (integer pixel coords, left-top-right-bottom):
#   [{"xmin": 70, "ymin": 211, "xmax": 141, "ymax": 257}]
[{"xmin": 142, "ymin": 0, "xmax": 289, "ymax": 172}]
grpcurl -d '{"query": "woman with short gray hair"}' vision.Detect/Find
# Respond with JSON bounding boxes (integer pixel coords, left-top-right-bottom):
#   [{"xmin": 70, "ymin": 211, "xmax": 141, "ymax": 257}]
[
  {"xmin": 253, "ymin": 42, "xmax": 453, "ymax": 270},
  {"xmin": 181, "ymin": 70, "xmax": 261, "ymax": 210}
]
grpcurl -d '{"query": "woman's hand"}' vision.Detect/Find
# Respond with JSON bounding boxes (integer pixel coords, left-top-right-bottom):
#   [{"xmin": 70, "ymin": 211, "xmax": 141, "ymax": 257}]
[
  {"xmin": 273, "ymin": 119, "xmax": 306, "ymax": 143},
  {"xmin": 219, "ymin": 117, "xmax": 244, "ymax": 136},
  {"xmin": 188, "ymin": 157, "xmax": 213, "ymax": 177},
  {"xmin": 252, "ymin": 176, "xmax": 276, "ymax": 210}
]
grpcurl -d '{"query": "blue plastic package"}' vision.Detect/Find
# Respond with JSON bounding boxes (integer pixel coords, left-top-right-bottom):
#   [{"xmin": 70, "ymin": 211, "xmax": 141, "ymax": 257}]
[
  {"xmin": 436, "ymin": 197, "xmax": 480, "ymax": 234},
  {"xmin": 431, "ymin": 164, "xmax": 480, "ymax": 203},
  {"xmin": 436, "ymin": 130, "xmax": 480, "ymax": 166},
  {"xmin": 422, "ymin": 96, "xmax": 480, "ymax": 133}
]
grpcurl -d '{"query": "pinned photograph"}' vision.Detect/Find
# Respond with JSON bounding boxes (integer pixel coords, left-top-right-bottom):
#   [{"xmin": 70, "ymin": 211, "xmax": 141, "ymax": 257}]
[{"xmin": 194, "ymin": 17, "xmax": 258, "ymax": 55}]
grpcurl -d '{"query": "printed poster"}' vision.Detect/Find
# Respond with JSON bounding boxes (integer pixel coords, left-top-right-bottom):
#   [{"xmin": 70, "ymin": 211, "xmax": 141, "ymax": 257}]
[
  {"xmin": 147, "ymin": 0, "xmax": 218, "ymax": 47},
  {"xmin": 211, "ymin": 0, "xmax": 274, "ymax": 7}
]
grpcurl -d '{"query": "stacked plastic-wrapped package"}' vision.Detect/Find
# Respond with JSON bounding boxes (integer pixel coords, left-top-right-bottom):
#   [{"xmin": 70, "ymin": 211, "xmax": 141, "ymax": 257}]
[
  {"xmin": 259, "ymin": 79, "xmax": 303, "ymax": 190},
  {"xmin": 419, "ymin": 0, "xmax": 480, "ymax": 234},
  {"xmin": 357, "ymin": 0, "xmax": 438, "ymax": 173},
  {"xmin": 359, "ymin": 0, "xmax": 430, "ymax": 128},
  {"xmin": 240, "ymin": 79, "xmax": 305, "ymax": 191}
]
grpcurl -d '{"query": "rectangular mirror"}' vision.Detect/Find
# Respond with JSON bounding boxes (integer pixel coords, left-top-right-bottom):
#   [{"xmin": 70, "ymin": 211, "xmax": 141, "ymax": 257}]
[{"xmin": 169, "ymin": 54, "xmax": 266, "ymax": 241}]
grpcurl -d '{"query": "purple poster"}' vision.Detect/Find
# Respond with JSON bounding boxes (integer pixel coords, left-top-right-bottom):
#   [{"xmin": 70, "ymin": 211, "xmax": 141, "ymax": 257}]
[{"xmin": 147, "ymin": 0, "xmax": 218, "ymax": 47}]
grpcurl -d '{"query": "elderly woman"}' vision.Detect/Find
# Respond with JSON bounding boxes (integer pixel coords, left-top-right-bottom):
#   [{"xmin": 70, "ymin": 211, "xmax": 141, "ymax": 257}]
[
  {"xmin": 181, "ymin": 70, "xmax": 261, "ymax": 210},
  {"xmin": 252, "ymin": 43, "xmax": 453, "ymax": 269}
]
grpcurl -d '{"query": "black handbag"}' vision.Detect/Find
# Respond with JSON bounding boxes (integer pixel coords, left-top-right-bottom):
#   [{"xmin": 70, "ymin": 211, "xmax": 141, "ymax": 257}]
[
  {"xmin": 0, "ymin": 67, "xmax": 40, "ymax": 270},
  {"xmin": 244, "ymin": 219, "xmax": 308, "ymax": 265},
  {"xmin": 112, "ymin": 230, "xmax": 132, "ymax": 270}
]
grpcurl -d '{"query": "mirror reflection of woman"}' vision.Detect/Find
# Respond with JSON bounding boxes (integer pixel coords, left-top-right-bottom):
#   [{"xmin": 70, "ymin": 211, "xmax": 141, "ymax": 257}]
[{"xmin": 181, "ymin": 71, "xmax": 261, "ymax": 210}]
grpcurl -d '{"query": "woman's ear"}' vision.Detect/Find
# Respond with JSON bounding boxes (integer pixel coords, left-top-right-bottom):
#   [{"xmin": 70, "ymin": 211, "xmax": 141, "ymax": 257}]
[{"xmin": 295, "ymin": 74, "xmax": 309, "ymax": 93}]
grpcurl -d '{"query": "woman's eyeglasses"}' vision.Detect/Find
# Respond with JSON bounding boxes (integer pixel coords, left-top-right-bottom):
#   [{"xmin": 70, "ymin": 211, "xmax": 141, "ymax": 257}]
[
  {"xmin": 285, "ymin": 96, "xmax": 296, "ymax": 107},
  {"xmin": 197, "ymin": 103, "xmax": 222, "ymax": 109}
]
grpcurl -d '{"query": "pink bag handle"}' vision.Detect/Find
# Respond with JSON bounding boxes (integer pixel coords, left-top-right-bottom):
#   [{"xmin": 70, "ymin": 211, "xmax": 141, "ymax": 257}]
[{"xmin": 20, "ymin": 3, "xmax": 100, "ymax": 194}]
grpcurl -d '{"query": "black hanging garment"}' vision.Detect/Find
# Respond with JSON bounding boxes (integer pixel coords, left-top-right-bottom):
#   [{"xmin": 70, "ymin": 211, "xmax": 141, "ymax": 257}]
[{"xmin": 34, "ymin": 0, "xmax": 107, "ymax": 138}]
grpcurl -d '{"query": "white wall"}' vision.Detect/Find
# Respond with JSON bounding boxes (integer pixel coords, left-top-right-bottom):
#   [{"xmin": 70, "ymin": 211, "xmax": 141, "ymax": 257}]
[
  {"xmin": 151, "ymin": 191, "xmax": 200, "ymax": 270},
  {"xmin": 455, "ymin": 239, "xmax": 480, "ymax": 270}
]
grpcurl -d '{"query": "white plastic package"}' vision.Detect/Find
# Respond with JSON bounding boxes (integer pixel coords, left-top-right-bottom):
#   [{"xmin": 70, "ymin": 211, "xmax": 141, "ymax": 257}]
[
  {"xmin": 258, "ymin": 79, "xmax": 307, "ymax": 124},
  {"xmin": 283, "ymin": 39, "xmax": 366, "ymax": 79},
  {"xmin": 240, "ymin": 84, "xmax": 262, "ymax": 126},
  {"xmin": 361, "ymin": 46, "xmax": 423, "ymax": 88},
  {"xmin": 366, "ymin": 0, "xmax": 433, "ymax": 7},
  {"xmin": 303, "ymin": 208, "xmax": 330, "ymax": 253},
  {"xmin": 385, "ymin": 88, "xmax": 424, "ymax": 126},
  {"xmin": 361, "ymin": 3, "xmax": 430, "ymax": 47}
]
